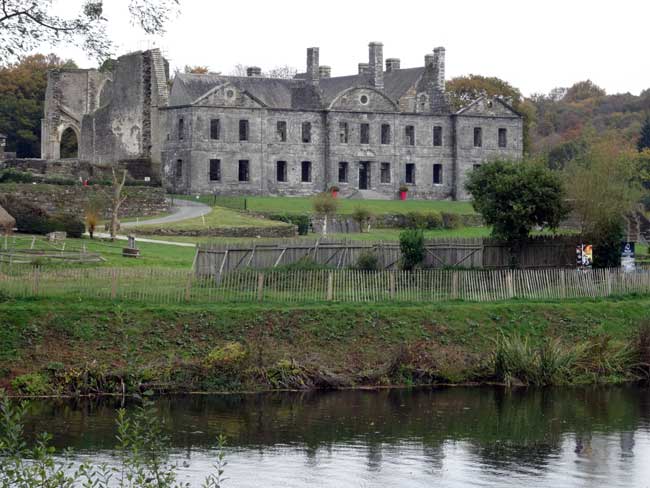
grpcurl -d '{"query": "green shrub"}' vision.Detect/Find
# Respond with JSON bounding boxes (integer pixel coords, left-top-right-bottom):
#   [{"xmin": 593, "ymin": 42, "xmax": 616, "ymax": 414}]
[
  {"xmin": 0, "ymin": 168, "xmax": 37, "ymax": 183},
  {"xmin": 424, "ymin": 212, "xmax": 443, "ymax": 229},
  {"xmin": 11, "ymin": 372, "xmax": 51, "ymax": 395},
  {"xmin": 351, "ymin": 206, "xmax": 373, "ymax": 232},
  {"xmin": 404, "ymin": 211, "xmax": 426, "ymax": 229},
  {"xmin": 441, "ymin": 212, "xmax": 462, "ymax": 229},
  {"xmin": 399, "ymin": 228, "xmax": 425, "ymax": 270},
  {"xmin": 206, "ymin": 342, "xmax": 247, "ymax": 368},
  {"xmin": 269, "ymin": 213, "xmax": 310, "ymax": 235},
  {"xmin": 356, "ymin": 251, "xmax": 380, "ymax": 271},
  {"xmin": 50, "ymin": 213, "xmax": 85, "ymax": 238},
  {"xmin": 0, "ymin": 194, "xmax": 52, "ymax": 234}
]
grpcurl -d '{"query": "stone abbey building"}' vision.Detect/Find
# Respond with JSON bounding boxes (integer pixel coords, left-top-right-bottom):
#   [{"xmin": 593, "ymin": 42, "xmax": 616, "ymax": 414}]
[{"xmin": 42, "ymin": 43, "xmax": 523, "ymax": 200}]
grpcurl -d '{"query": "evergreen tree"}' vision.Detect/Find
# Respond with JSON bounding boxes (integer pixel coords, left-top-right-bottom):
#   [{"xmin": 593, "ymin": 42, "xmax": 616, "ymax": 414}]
[{"xmin": 638, "ymin": 116, "xmax": 650, "ymax": 152}]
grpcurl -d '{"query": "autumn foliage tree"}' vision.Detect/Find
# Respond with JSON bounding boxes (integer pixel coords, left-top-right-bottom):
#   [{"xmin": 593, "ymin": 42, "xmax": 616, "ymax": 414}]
[{"xmin": 0, "ymin": 54, "xmax": 77, "ymax": 157}]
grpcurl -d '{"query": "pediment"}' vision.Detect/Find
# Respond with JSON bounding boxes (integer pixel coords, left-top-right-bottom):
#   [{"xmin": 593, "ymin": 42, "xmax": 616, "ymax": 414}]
[
  {"xmin": 329, "ymin": 86, "xmax": 397, "ymax": 112},
  {"xmin": 456, "ymin": 97, "xmax": 520, "ymax": 117},
  {"xmin": 193, "ymin": 82, "xmax": 265, "ymax": 108}
]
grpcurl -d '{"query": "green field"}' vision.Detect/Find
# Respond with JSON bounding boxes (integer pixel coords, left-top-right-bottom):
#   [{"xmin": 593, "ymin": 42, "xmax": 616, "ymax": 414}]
[
  {"xmin": 174, "ymin": 194, "xmax": 477, "ymax": 215},
  {"xmin": 133, "ymin": 206, "xmax": 291, "ymax": 232}
]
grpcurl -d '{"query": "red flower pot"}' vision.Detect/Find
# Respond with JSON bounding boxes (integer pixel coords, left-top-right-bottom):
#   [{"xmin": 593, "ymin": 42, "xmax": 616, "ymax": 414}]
[
  {"xmin": 331, "ymin": 190, "xmax": 338, "ymax": 198},
  {"xmin": 400, "ymin": 191, "xmax": 407, "ymax": 201}
]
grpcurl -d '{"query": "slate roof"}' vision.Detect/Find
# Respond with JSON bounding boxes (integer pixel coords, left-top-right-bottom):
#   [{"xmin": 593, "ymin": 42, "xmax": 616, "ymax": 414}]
[{"xmin": 169, "ymin": 67, "xmax": 426, "ymax": 110}]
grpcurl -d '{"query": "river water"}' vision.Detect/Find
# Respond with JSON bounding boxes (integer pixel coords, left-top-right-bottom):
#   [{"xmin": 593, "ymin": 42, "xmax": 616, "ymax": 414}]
[{"xmin": 22, "ymin": 386, "xmax": 650, "ymax": 487}]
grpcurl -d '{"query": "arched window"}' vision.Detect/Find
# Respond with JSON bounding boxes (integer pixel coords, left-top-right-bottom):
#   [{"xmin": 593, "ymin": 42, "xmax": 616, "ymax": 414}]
[{"xmin": 60, "ymin": 127, "xmax": 78, "ymax": 158}]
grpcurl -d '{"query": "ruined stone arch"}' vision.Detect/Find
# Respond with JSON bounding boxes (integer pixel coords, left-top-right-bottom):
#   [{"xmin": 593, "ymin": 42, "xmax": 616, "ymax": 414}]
[{"xmin": 58, "ymin": 123, "xmax": 81, "ymax": 159}]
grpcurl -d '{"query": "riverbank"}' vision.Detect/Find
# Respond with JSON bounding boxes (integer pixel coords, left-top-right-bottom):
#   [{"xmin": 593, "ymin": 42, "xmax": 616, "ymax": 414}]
[{"xmin": 2, "ymin": 297, "xmax": 649, "ymax": 396}]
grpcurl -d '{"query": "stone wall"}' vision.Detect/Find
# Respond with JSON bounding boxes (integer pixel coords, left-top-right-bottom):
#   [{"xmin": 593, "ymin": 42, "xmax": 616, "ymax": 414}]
[
  {"xmin": 136, "ymin": 225, "xmax": 297, "ymax": 238},
  {"xmin": 0, "ymin": 183, "xmax": 169, "ymax": 219}
]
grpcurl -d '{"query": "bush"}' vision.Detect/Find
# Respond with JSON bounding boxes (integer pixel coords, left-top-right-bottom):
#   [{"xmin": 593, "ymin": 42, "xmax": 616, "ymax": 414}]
[
  {"xmin": 424, "ymin": 211, "xmax": 443, "ymax": 229},
  {"xmin": 51, "ymin": 213, "xmax": 85, "ymax": 238},
  {"xmin": 441, "ymin": 212, "xmax": 462, "ymax": 229},
  {"xmin": 404, "ymin": 211, "xmax": 426, "ymax": 229},
  {"xmin": 269, "ymin": 213, "xmax": 310, "ymax": 235},
  {"xmin": 590, "ymin": 218, "xmax": 624, "ymax": 268},
  {"xmin": 355, "ymin": 251, "xmax": 380, "ymax": 271},
  {"xmin": 352, "ymin": 206, "xmax": 372, "ymax": 232},
  {"xmin": 206, "ymin": 342, "xmax": 248, "ymax": 368},
  {"xmin": 0, "ymin": 168, "xmax": 37, "ymax": 183},
  {"xmin": 11, "ymin": 372, "xmax": 51, "ymax": 395},
  {"xmin": 399, "ymin": 228, "xmax": 425, "ymax": 270}
]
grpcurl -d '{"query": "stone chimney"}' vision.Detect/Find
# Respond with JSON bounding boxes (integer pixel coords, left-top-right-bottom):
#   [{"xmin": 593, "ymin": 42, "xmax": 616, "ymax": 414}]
[
  {"xmin": 358, "ymin": 63, "xmax": 370, "ymax": 75},
  {"xmin": 246, "ymin": 66, "xmax": 261, "ymax": 77},
  {"xmin": 368, "ymin": 42, "xmax": 384, "ymax": 90},
  {"xmin": 386, "ymin": 58, "xmax": 400, "ymax": 72},
  {"xmin": 430, "ymin": 46, "xmax": 447, "ymax": 112},
  {"xmin": 319, "ymin": 65, "xmax": 331, "ymax": 79},
  {"xmin": 432, "ymin": 46, "xmax": 446, "ymax": 92},
  {"xmin": 306, "ymin": 47, "xmax": 320, "ymax": 85},
  {"xmin": 424, "ymin": 54, "xmax": 434, "ymax": 68}
]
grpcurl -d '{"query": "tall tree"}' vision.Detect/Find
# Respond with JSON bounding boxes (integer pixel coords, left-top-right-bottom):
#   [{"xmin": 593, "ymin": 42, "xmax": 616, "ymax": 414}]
[
  {"xmin": 0, "ymin": 54, "xmax": 76, "ymax": 157},
  {"xmin": 465, "ymin": 160, "xmax": 569, "ymax": 249},
  {"xmin": 0, "ymin": 0, "xmax": 180, "ymax": 65},
  {"xmin": 637, "ymin": 116, "xmax": 650, "ymax": 152}
]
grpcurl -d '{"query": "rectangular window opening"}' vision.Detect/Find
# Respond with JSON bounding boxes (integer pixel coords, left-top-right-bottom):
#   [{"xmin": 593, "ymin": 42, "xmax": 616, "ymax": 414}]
[
  {"xmin": 405, "ymin": 163, "xmax": 415, "ymax": 184},
  {"xmin": 433, "ymin": 163, "xmax": 443, "ymax": 184},
  {"xmin": 360, "ymin": 123, "xmax": 370, "ymax": 144},
  {"xmin": 175, "ymin": 159, "xmax": 183, "ymax": 178},
  {"xmin": 380, "ymin": 163, "xmax": 391, "ymax": 183},
  {"xmin": 498, "ymin": 128, "xmax": 507, "ymax": 148},
  {"xmin": 276, "ymin": 161, "xmax": 287, "ymax": 182},
  {"xmin": 209, "ymin": 159, "xmax": 221, "ymax": 181},
  {"xmin": 210, "ymin": 119, "xmax": 220, "ymax": 140},
  {"xmin": 239, "ymin": 119, "xmax": 249, "ymax": 141},
  {"xmin": 473, "ymin": 127, "xmax": 482, "ymax": 147},
  {"xmin": 433, "ymin": 126, "xmax": 442, "ymax": 146},
  {"xmin": 178, "ymin": 118, "xmax": 184, "ymax": 140},
  {"xmin": 405, "ymin": 125, "xmax": 415, "ymax": 146},
  {"xmin": 381, "ymin": 124, "xmax": 391, "ymax": 144},
  {"xmin": 338, "ymin": 162, "xmax": 348, "ymax": 183},
  {"xmin": 339, "ymin": 122, "xmax": 348, "ymax": 143},
  {"xmin": 301, "ymin": 161, "xmax": 312, "ymax": 182},
  {"xmin": 302, "ymin": 122, "xmax": 312, "ymax": 143},
  {"xmin": 276, "ymin": 121, "xmax": 287, "ymax": 142},
  {"xmin": 238, "ymin": 160, "xmax": 250, "ymax": 182}
]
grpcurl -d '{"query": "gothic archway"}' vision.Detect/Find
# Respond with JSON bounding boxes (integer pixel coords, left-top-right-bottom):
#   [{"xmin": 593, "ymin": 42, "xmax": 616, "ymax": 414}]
[{"xmin": 60, "ymin": 126, "xmax": 79, "ymax": 159}]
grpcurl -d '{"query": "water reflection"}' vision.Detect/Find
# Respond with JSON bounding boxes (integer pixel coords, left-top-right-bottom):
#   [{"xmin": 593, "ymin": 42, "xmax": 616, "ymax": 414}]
[{"xmin": 23, "ymin": 386, "xmax": 650, "ymax": 487}]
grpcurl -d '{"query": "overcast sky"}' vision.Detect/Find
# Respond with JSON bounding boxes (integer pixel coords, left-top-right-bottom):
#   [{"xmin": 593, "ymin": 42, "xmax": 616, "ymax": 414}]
[{"xmin": 50, "ymin": 0, "xmax": 648, "ymax": 97}]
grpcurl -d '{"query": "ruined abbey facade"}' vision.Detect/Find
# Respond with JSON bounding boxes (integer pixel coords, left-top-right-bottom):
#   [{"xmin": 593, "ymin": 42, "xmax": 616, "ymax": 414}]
[{"xmin": 42, "ymin": 43, "xmax": 522, "ymax": 200}]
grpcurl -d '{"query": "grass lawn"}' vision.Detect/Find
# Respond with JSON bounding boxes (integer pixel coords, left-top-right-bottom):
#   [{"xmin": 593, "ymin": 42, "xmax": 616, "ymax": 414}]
[
  {"xmin": 4, "ymin": 234, "xmax": 195, "ymax": 268},
  {"xmin": 132, "ymin": 206, "xmax": 291, "ymax": 232},
  {"xmin": 174, "ymin": 194, "xmax": 477, "ymax": 215}
]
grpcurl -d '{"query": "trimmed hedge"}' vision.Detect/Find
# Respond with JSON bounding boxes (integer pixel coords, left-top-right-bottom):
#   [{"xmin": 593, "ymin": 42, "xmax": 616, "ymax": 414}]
[{"xmin": 268, "ymin": 213, "xmax": 310, "ymax": 235}]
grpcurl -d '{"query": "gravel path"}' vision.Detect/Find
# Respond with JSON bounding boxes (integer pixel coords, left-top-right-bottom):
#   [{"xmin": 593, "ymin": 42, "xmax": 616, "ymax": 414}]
[{"xmin": 121, "ymin": 198, "xmax": 212, "ymax": 228}]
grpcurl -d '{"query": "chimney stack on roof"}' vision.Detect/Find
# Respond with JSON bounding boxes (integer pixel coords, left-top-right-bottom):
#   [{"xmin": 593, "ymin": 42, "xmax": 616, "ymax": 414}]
[
  {"xmin": 246, "ymin": 66, "xmax": 262, "ymax": 77},
  {"xmin": 432, "ymin": 46, "xmax": 446, "ymax": 92},
  {"xmin": 319, "ymin": 65, "xmax": 331, "ymax": 79},
  {"xmin": 386, "ymin": 58, "xmax": 401, "ymax": 72},
  {"xmin": 306, "ymin": 47, "xmax": 320, "ymax": 85},
  {"xmin": 368, "ymin": 42, "xmax": 384, "ymax": 90}
]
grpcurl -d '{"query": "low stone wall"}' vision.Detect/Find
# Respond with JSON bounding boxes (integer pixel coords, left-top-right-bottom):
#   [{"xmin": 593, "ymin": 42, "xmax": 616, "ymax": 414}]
[
  {"xmin": 0, "ymin": 183, "xmax": 169, "ymax": 219},
  {"xmin": 135, "ymin": 225, "xmax": 297, "ymax": 238}
]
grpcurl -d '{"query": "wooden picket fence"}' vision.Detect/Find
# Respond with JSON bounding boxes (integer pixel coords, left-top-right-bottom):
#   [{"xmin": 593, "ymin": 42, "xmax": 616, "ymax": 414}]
[{"xmin": 1, "ymin": 266, "xmax": 649, "ymax": 304}]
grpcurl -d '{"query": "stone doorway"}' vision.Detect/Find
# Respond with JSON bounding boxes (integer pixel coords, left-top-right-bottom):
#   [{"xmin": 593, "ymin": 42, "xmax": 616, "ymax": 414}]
[{"xmin": 359, "ymin": 161, "xmax": 371, "ymax": 190}]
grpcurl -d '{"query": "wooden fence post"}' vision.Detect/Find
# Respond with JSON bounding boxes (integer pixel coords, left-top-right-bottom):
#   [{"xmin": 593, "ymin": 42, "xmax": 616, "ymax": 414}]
[
  {"xmin": 111, "ymin": 269, "xmax": 118, "ymax": 299},
  {"xmin": 559, "ymin": 269, "xmax": 567, "ymax": 299},
  {"xmin": 184, "ymin": 271, "xmax": 193, "ymax": 302},
  {"xmin": 451, "ymin": 271, "xmax": 459, "ymax": 300},
  {"xmin": 605, "ymin": 268, "xmax": 612, "ymax": 296},
  {"xmin": 32, "ymin": 268, "xmax": 39, "ymax": 296},
  {"xmin": 327, "ymin": 272, "xmax": 333, "ymax": 301},
  {"xmin": 257, "ymin": 272, "xmax": 265, "ymax": 301},
  {"xmin": 389, "ymin": 271, "xmax": 396, "ymax": 300},
  {"xmin": 506, "ymin": 270, "xmax": 514, "ymax": 299}
]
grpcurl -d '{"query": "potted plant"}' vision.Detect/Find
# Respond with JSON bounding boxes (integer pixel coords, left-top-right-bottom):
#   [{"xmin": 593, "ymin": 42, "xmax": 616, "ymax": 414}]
[
  {"xmin": 399, "ymin": 185, "xmax": 409, "ymax": 201},
  {"xmin": 329, "ymin": 185, "xmax": 340, "ymax": 198}
]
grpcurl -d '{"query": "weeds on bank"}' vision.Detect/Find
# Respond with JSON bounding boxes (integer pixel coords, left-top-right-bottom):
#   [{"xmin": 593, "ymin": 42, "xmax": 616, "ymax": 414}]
[
  {"xmin": 0, "ymin": 393, "xmax": 227, "ymax": 488},
  {"xmin": 492, "ymin": 328, "xmax": 650, "ymax": 386}
]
